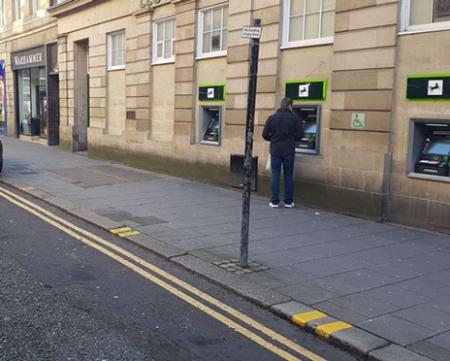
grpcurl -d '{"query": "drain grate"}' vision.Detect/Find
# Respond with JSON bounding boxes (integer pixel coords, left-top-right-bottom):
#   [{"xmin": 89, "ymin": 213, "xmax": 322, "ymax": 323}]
[{"xmin": 212, "ymin": 258, "xmax": 269, "ymax": 275}]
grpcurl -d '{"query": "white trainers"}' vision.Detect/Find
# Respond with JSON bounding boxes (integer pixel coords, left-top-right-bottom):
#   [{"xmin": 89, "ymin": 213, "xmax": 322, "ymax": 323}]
[
  {"xmin": 269, "ymin": 202, "xmax": 279, "ymax": 208},
  {"xmin": 284, "ymin": 202, "xmax": 295, "ymax": 208}
]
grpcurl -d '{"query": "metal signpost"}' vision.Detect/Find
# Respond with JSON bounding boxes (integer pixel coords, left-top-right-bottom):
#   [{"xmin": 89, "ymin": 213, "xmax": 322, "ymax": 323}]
[{"xmin": 240, "ymin": 19, "xmax": 261, "ymax": 268}]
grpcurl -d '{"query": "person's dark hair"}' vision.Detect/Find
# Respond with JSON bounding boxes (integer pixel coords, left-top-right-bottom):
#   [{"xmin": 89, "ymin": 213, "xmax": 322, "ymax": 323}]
[{"xmin": 280, "ymin": 97, "xmax": 293, "ymax": 110}]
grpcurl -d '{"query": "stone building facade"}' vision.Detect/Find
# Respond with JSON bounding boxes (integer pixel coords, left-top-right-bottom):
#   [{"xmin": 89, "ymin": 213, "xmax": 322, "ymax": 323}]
[
  {"xmin": 0, "ymin": 0, "xmax": 58, "ymax": 144},
  {"xmin": 1, "ymin": 0, "xmax": 449, "ymax": 232}
]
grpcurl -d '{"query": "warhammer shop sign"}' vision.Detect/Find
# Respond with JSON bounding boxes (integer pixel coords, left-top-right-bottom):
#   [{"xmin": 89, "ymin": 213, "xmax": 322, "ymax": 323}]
[{"xmin": 11, "ymin": 46, "xmax": 46, "ymax": 70}]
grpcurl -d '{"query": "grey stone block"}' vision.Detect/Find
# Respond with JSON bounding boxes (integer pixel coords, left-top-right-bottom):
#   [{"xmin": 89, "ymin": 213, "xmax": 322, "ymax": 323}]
[
  {"xmin": 409, "ymin": 341, "xmax": 450, "ymax": 361},
  {"xmin": 368, "ymin": 344, "xmax": 434, "ymax": 361},
  {"xmin": 277, "ymin": 282, "xmax": 340, "ymax": 305},
  {"xmin": 313, "ymin": 301, "xmax": 369, "ymax": 325},
  {"xmin": 428, "ymin": 330, "xmax": 450, "ymax": 351},
  {"xmin": 394, "ymin": 304, "xmax": 450, "ymax": 332},
  {"xmin": 364, "ymin": 285, "xmax": 430, "ymax": 308},
  {"xmin": 327, "ymin": 293, "xmax": 400, "ymax": 318},
  {"xmin": 330, "ymin": 327, "xmax": 389, "ymax": 359},
  {"xmin": 271, "ymin": 301, "xmax": 313, "ymax": 319},
  {"xmin": 358, "ymin": 315, "xmax": 437, "ymax": 346}
]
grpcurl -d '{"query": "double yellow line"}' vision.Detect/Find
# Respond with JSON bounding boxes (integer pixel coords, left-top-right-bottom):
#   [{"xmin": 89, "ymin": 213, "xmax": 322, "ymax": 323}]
[{"xmin": 0, "ymin": 186, "xmax": 327, "ymax": 361}]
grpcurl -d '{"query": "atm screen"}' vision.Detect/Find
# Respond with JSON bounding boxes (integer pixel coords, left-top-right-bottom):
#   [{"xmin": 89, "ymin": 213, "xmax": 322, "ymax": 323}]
[
  {"xmin": 304, "ymin": 123, "xmax": 317, "ymax": 134},
  {"xmin": 425, "ymin": 140, "xmax": 450, "ymax": 155}
]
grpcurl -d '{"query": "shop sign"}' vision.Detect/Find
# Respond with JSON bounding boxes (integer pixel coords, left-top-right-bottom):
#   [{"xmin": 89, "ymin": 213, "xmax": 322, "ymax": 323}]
[
  {"xmin": 434, "ymin": 0, "xmax": 450, "ymax": 19},
  {"xmin": 407, "ymin": 74, "xmax": 450, "ymax": 100},
  {"xmin": 11, "ymin": 46, "xmax": 46, "ymax": 70},
  {"xmin": 351, "ymin": 113, "xmax": 366, "ymax": 129},
  {"xmin": 199, "ymin": 84, "xmax": 226, "ymax": 102},
  {"xmin": 285, "ymin": 80, "xmax": 327, "ymax": 101}
]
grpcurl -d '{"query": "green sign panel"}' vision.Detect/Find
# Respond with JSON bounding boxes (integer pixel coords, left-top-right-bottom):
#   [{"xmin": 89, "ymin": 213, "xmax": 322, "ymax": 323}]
[
  {"xmin": 407, "ymin": 74, "xmax": 450, "ymax": 100},
  {"xmin": 286, "ymin": 80, "xmax": 327, "ymax": 101},
  {"xmin": 199, "ymin": 84, "xmax": 226, "ymax": 102}
]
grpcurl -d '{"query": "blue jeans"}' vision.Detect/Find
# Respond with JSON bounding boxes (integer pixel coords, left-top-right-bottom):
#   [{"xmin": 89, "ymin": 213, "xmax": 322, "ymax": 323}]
[{"xmin": 270, "ymin": 154, "xmax": 295, "ymax": 205}]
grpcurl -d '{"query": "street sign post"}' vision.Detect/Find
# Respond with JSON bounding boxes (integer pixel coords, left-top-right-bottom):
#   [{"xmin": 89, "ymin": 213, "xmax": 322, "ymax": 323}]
[
  {"xmin": 240, "ymin": 19, "xmax": 261, "ymax": 268},
  {"xmin": 241, "ymin": 26, "xmax": 262, "ymax": 39}
]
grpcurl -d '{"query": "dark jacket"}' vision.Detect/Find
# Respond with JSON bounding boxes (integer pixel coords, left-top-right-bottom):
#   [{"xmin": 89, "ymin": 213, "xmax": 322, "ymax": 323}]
[{"xmin": 262, "ymin": 109, "xmax": 303, "ymax": 156}]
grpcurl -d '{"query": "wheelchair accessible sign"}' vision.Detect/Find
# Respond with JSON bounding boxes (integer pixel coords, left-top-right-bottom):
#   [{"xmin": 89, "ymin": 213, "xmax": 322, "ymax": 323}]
[{"xmin": 351, "ymin": 113, "xmax": 366, "ymax": 129}]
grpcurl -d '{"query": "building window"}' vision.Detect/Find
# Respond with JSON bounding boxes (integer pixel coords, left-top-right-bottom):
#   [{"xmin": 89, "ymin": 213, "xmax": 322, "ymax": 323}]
[
  {"xmin": 0, "ymin": 0, "xmax": 4, "ymax": 28},
  {"xmin": 13, "ymin": 0, "xmax": 22, "ymax": 20},
  {"xmin": 283, "ymin": 0, "xmax": 335, "ymax": 48},
  {"xmin": 107, "ymin": 30, "xmax": 125, "ymax": 70},
  {"xmin": 153, "ymin": 18, "xmax": 175, "ymax": 64},
  {"xmin": 30, "ymin": 0, "xmax": 39, "ymax": 14},
  {"xmin": 402, "ymin": 0, "xmax": 450, "ymax": 32},
  {"xmin": 198, "ymin": 5, "xmax": 228, "ymax": 58}
]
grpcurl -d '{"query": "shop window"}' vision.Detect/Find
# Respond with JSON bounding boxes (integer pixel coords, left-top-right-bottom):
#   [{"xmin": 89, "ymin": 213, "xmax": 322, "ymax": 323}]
[
  {"xmin": 198, "ymin": 5, "xmax": 228, "ymax": 58},
  {"xmin": 200, "ymin": 106, "xmax": 222, "ymax": 145},
  {"xmin": 293, "ymin": 105, "xmax": 321, "ymax": 155},
  {"xmin": 17, "ymin": 67, "xmax": 47, "ymax": 137},
  {"xmin": 153, "ymin": 18, "xmax": 175, "ymax": 64},
  {"xmin": 282, "ymin": 0, "xmax": 335, "ymax": 48},
  {"xmin": 411, "ymin": 120, "xmax": 450, "ymax": 179},
  {"xmin": 107, "ymin": 30, "xmax": 125, "ymax": 70},
  {"xmin": 402, "ymin": 0, "xmax": 450, "ymax": 32}
]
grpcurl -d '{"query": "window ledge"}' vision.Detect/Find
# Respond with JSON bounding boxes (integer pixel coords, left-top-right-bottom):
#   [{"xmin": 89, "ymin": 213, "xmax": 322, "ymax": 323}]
[
  {"xmin": 107, "ymin": 65, "xmax": 125, "ymax": 71},
  {"xmin": 399, "ymin": 25, "xmax": 450, "ymax": 36},
  {"xmin": 408, "ymin": 172, "xmax": 450, "ymax": 183},
  {"xmin": 281, "ymin": 37, "xmax": 333, "ymax": 50},
  {"xmin": 196, "ymin": 51, "xmax": 227, "ymax": 61},
  {"xmin": 151, "ymin": 58, "xmax": 175, "ymax": 66}
]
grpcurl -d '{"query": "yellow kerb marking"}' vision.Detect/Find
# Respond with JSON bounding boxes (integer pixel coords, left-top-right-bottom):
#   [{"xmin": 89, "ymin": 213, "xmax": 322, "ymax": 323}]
[
  {"xmin": 292, "ymin": 311, "xmax": 327, "ymax": 327},
  {"xmin": 118, "ymin": 230, "xmax": 140, "ymax": 238},
  {"xmin": 111, "ymin": 227, "xmax": 132, "ymax": 234},
  {"xmin": 315, "ymin": 321, "xmax": 352, "ymax": 339}
]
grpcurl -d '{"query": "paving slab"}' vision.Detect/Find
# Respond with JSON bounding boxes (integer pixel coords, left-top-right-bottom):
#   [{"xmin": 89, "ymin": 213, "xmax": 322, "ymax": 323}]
[
  {"xmin": 409, "ymin": 340, "xmax": 450, "ymax": 361},
  {"xmin": 368, "ymin": 344, "xmax": 434, "ymax": 361},
  {"xmin": 358, "ymin": 315, "xmax": 437, "ymax": 346}
]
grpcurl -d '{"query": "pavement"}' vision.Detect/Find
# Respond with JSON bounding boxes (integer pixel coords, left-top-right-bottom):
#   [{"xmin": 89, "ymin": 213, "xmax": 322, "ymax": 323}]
[{"xmin": 1, "ymin": 135, "xmax": 450, "ymax": 361}]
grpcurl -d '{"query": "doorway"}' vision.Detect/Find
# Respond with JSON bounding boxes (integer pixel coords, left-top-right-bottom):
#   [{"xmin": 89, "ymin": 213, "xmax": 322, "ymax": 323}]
[
  {"xmin": 16, "ymin": 66, "xmax": 47, "ymax": 138},
  {"xmin": 73, "ymin": 40, "xmax": 89, "ymax": 152}
]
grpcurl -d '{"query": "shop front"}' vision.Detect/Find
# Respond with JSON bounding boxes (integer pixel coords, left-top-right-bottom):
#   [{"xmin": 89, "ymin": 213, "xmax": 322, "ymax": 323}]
[{"xmin": 11, "ymin": 44, "xmax": 59, "ymax": 145}]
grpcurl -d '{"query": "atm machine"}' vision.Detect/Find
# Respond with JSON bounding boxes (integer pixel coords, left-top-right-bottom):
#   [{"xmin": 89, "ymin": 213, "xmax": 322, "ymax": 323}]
[
  {"xmin": 293, "ymin": 105, "xmax": 320, "ymax": 154},
  {"xmin": 202, "ymin": 106, "xmax": 221, "ymax": 143},
  {"xmin": 415, "ymin": 126, "xmax": 450, "ymax": 176}
]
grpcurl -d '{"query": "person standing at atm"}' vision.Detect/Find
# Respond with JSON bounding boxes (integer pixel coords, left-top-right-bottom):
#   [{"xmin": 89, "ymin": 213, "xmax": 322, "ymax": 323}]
[{"xmin": 262, "ymin": 97, "xmax": 303, "ymax": 208}]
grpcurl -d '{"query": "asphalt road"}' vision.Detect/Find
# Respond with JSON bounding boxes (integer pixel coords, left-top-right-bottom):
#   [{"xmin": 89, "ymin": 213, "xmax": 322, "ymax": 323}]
[{"xmin": 0, "ymin": 184, "xmax": 357, "ymax": 361}]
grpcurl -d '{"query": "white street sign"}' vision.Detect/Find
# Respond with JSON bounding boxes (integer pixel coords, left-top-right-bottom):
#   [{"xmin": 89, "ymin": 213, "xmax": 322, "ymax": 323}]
[{"xmin": 241, "ymin": 26, "xmax": 262, "ymax": 39}]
